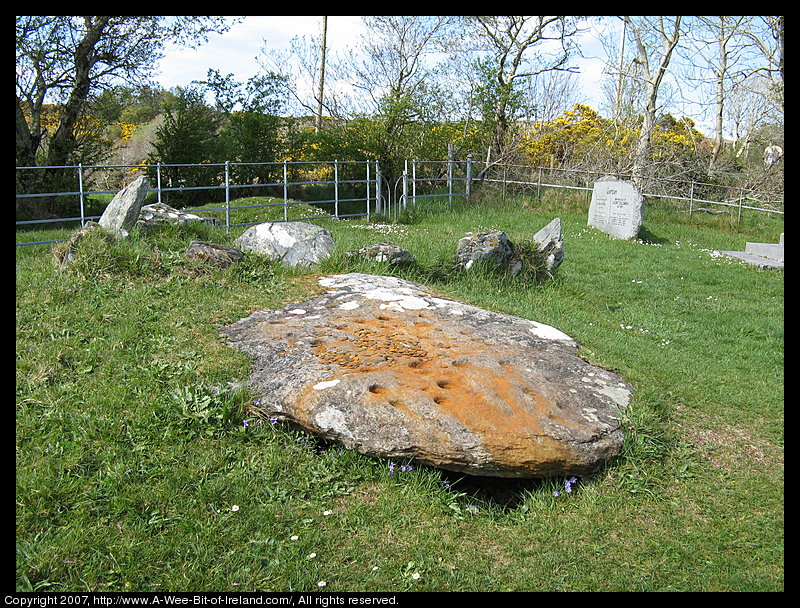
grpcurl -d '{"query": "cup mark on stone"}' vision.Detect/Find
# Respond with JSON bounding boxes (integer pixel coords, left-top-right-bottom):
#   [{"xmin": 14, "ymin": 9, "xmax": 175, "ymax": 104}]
[{"xmin": 368, "ymin": 384, "xmax": 389, "ymax": 395}]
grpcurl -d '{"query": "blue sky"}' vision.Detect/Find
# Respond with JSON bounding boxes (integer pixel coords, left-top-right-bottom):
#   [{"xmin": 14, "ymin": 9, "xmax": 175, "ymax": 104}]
[{"xmin": 154, "ymin": 16, "xmax": 714, "ymax": 135}]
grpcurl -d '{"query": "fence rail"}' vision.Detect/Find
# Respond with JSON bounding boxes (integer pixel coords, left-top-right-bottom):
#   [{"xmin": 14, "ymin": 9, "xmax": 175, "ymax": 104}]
[
  {"xmin": 15, "ymin": 158, "xmax": 472, "ymax": 247},
  {"xmin": 16, "ymin": 156, "xmax": 782, "ymax": 248},
  {"xmin": 483, "ymin": 162, "xmax": 784, "ymax": 222}
]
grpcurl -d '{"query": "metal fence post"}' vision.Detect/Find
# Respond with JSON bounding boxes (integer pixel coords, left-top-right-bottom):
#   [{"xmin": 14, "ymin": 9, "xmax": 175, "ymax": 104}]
[
  {"xmin": 738, "ymin": 186, "xmax": 744, "ymax": 224},
  {"xmin": 334, "ymin": 159, "xmax": 339, "ymax": 218},
  {"xmin": 411, "ymin": 159, "xmax": 416, "ymax": 205},
  {"xmin": 376, "ymin": 162, "xmax": 383, "ymax": 215},
  {"xmin": 366, "ymin": 160, "xmax": 371, "ymax": 221},
  {"xmin": 586, "ymin": 169, "xmax": 591, "ymax": 206},
  {"xmin": 402, "ymin": 168, "xmax": 408, "ymax": 211},
  {"xmin": 77, "ymin": 163, "xmax": 86, "ymax": 227},
  {"xmin": 224, "ymin": 161, "xmax": 231, "ymax": 232},
  {"xmin": 283, "ymin": 160, "xmax": 289, "ymax": 222},
  {"xmin": 537, "ymin": 166, "xmax": 542, "ymax": 202},
  {"xmin": 448, "ymin": 155, "xmax": 453, "ymax": 208},
  {"xmin": 466, "ymin": 154, "xmax": 473, "ymax": 200},
  {"xmin": 156, "ymin": 162, "xmax": 162, "ymax": 204},
  {"xmin": 689, "ymin": 180, "xmax": 695, "ymax": 216}
]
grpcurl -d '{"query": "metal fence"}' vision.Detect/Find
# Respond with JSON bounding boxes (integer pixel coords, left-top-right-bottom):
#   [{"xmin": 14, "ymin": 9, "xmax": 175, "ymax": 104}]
[
  {"xmin": 16, "ymin": 156, "xmax": 781, "ymax": 247},
  {"xmin": 15, "ymin": 158, "xmax": 473, "ymax": 247},
  {"xmin": 483, "ymin": 162, "xmax": 784, "ymax": 223}
]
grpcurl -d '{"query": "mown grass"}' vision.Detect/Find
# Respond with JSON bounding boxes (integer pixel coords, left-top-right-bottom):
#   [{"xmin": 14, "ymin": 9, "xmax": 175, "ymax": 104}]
[{"xmin": 16, "ymin": 191, "xmax": 783, "ymax": 592}]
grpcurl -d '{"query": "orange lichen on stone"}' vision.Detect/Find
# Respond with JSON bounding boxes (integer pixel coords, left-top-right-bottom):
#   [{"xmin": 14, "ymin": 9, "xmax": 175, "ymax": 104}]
[
  {"xmin": 301, "ymin": 312, "xmax": 572, "ymax": 465},
  {"xmin": 223, "ymin": 273, "xmax": 631, "ymax": 477}
]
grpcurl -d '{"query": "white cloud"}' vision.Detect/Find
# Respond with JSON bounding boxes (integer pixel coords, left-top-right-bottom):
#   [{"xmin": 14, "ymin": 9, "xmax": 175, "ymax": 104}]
[{"xmin": 155, "ymin": 16, "xmax": 364, "ymax": 90}]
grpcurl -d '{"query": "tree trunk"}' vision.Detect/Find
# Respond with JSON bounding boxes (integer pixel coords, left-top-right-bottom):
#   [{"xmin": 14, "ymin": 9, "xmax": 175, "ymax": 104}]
[
  {"xmin": 46, "ymin": 16, "xmax": 110, "ymax": 168},
  {"xmin": 315, "ymin": 16, "xmax": 327, "ymax": 132},
  {"xmin": 628, "ymin": 17, "xmax": 682, "ymax": 190}
]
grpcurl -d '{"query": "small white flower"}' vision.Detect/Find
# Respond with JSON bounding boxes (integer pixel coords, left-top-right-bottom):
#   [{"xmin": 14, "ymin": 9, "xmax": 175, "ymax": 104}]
[
  {"xmin": 411, "ymin": 572, "xmax": 421, "ymax": 580},
  {"xmin": 231, "ymin": 505, "xmax": 239, "ymax": 512},
  {"xmin": 323, "ymin": 510, "xmax": 333, "ymax": 516},
  {"xmin": 307, "ymin": 553, "xmax": 317, "ymax": 559},
  {"xmin": 290, "ymin": 535, "xmax": 299, "ymax": 541},
  {"xmin": 317, "ymin": 581, "xmax": 326, "ymax": 587}
]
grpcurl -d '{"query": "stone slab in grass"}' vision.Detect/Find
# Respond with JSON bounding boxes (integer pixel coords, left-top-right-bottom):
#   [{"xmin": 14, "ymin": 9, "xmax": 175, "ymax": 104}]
[{"xmin": 222, "ymin": 273, "xmax": 633, "ymax": 478}]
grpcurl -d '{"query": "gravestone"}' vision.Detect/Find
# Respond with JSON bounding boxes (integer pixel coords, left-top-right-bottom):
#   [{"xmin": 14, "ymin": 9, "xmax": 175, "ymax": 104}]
[
  {"xmin": 531, "ymin": 217, "xmax": 564, "ymax": 272},
  {"xmin": 588, "ymin": 176, "xmax": 643, "ymax": 240},
  {"xmin": 716, "ymin": 232, "xmax": 784, "ymax": 270}
]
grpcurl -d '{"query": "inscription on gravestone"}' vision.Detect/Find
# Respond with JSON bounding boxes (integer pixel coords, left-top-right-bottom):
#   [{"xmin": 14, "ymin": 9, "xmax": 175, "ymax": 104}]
[{"xmin": 588, "ymin": 176, "xmax": 643, "ymax": 240}]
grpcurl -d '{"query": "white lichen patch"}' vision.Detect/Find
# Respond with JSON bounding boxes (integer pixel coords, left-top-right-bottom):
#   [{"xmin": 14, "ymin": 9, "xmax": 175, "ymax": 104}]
[
  {"xmin": 313, "ymin": 407, "xmax": 353, "ymax": 439},
  {"xmin": 596, "ymin": 385, "xmax": 631, "ymax": 408},
  {"xmin": 313, "ymin": 379, "xmax": 341, "ymax": 390},
  {"xmin": 529, "ymin": 321, "xmax": 574, "ymax": 342}
]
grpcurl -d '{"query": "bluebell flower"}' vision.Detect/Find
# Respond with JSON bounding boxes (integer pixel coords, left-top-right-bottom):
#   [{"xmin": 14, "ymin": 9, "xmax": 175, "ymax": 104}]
[{"xmin": 563, "ymin": 476, "xmax": 579, "ymax": 493}]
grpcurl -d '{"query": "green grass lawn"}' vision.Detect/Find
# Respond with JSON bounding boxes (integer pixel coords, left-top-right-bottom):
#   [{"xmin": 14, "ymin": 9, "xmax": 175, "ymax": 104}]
[{"xmin": 16, "ymin": 193, "xmax": 783, "ymax": 592}]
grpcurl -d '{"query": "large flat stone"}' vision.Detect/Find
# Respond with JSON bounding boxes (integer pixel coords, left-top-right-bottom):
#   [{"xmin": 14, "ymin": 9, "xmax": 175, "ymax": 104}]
[
  {"xmin": 715, "ymin": 250, "xmax": 784, "ymax": 270},
  {"xmin": 745, "ymin": 242, "xmax": 783, "ymax": 262},
  {"xmin": 222, "ymin": 274, "xmax": 633, "ymax": 478}
]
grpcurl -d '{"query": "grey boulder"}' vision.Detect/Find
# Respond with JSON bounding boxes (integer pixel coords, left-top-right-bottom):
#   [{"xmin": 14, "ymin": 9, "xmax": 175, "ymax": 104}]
[
  {"xmin": 98, "ymin": 175, "xmax": 150, "ymax": 238},
  {"xmin": 346, "ymin": 241, "xmax": 415, "ymax": 265},
  {"xmin": 234, "ymin": 221, "xmax": 335, "ymax": 268}
]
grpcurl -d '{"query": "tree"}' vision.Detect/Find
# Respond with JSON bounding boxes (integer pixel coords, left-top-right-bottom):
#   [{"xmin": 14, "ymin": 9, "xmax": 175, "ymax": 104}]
[
  {"xmin": 622, "ymin": 16, "xmax": 682, "ymax": 188},
  {"xmin": 676, "ymin": 17, "xmax": 759, "ymax": 172},
  {"xmin": 258, "ymin": 18, "xmax": 351, "ymax": 122},
  {"xmin": 345, "ymin": 16, "xmax": 455, "ymax": 184},
  {"xmin": 148, "ymin": 87, "xmax": 222, "ymax": 206},
  {"xmin": 201, "ymin": 69, "xmax": 288, "ymax": 192},
  {"xmin": 463, "ymin": 16, "xmax": 582, "ymax": 161},
  {"xmin": 16, "ymin": 16, "xmax": 238, "ymax": 171},
  {"xmin": 742, "ymin": 16, "xmax": 783, "ymax": 118}
]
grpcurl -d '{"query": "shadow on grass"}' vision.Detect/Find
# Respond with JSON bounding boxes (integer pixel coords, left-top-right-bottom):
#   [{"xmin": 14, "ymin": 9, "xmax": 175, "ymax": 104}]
[
  {"xmin": 636, "ymin": 225, "xmax": 669, "ymax": 245},
  {"xmin": 439, "ymin": 471, "xmax": 547, "ymax": 509}
]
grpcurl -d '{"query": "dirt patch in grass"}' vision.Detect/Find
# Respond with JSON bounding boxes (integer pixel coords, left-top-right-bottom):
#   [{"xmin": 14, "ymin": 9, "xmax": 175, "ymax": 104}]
[{"xmin": 678, "ymin": 411, "xmax": 783, "ymax": 472}]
